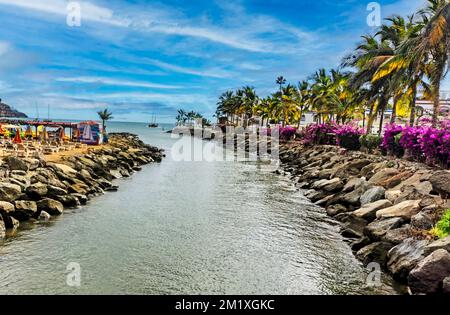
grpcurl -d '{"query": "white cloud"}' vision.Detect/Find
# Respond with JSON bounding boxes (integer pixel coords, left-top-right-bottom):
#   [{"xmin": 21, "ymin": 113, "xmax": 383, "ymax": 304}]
[
  {"xmin": 0, "ymin": 0, "xmax": 314, "ymax": 54},
  {"xmin": 144, "ymin": 59, "xmax": 234, "ymax": 78},
  {"xmin": 56, "ymin": 76, "xmax": 182, "ymax": 89}
]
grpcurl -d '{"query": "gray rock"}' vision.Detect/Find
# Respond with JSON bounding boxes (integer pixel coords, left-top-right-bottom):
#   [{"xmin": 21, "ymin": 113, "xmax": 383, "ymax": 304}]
[
  {"xmin": 71, "ymin": 193, "xmax": 88, "ymax": 205},
  {"xmin": 13, "ymin": 200, "xmax": 38, "ymax": 221},
  {"xmin": 429, "ymin": 171, "xmax": 450, "ymax": 198},
  {"xmin": 38, "ymin": 211, "xmax": 51, "ymax": 221},
  {"xmin": 408, "ymin": 249, "xmax": 450, "ymax": 294},
  {"xmin": 47, "ymin": 185, "xmax": 68, "ymax": 197},
  {"xmin": 383, "ymin": 225, "xmax": 412, "ymax": 245},
  {"xmin": 353, "ymin": 199, "xmax": 392, "ymax": 221},
  {"xmin": 11, "ymin": 170, "xmax": 27, "ymax": 176},
  {"xmin": 424, "ymin": 236, "xmax": 450, "ymax": 256},
  {"xmin": 0, "ymin": 183, "xmax": 22, "ymax": 202},
  {"xmin": 368, "ymin": 168, "xmax": 400, "ymax": 186},
  {"xmin": 326, "ymin": 204, "xmax": 349, "ymax": 217},
  {"xmin": 376, "ymin": 200, "xmax": 422, "ymax": 220},
  {"xmin": 25, "ymin": 182, "xmax": 48, "ymax": 200},
  {"xmin": 364, "ymin": 217, "xmax": 404, "ymax": 241},
  {"xmin": 356, "ymin": 242, "xmax": 394, "ymax": 266},
  {"xmin": 0, "ymin": 201, "xmax": 15, "ymax": 214},
  {"xmin": 55, "ymin": 195, "xmax": 80, "ymax": 208},
  {"xmin": 411, "ymin": 210, "xmax": 435, "ymax": 230},
  {"xmin": 5, "ymin": 156, "xmax": 29, "ymax": 171},
  {"xmin": 335, "ymin": 213, "xmax": 368, "ymax": 238},
  {"xmin": 387, "ymin": 238, "xmax": 430, "ymax": 281},
  {"xmin": 360, "ymin": 186, "xmax": 386, "ymax": 206},
  {"xmin": 36, "ymin": 198, "xmax": 64, "ymax": 216},
  {"xmin": 342, "ymin": 177, "xmax": 367, "ymax": 193}
]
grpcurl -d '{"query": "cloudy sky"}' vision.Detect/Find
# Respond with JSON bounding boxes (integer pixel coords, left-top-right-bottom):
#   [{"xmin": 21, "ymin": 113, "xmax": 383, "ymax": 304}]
[{"xmin": 0, "ymin": 0, "xmax": 448, "ymax": 122}]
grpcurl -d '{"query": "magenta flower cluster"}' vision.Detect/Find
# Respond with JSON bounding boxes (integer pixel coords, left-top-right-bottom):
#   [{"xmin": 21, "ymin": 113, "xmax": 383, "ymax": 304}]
[
  {"xmin": 383, "ymin": 123, "xmax": 450, "ymax": 168},
  {"xmin": 279, "ymin": 126, "xmax": 297, "ymax": 141},
  {"xmin": 302, "ymin": 123, "xmax": 338, "ymax": 145}
]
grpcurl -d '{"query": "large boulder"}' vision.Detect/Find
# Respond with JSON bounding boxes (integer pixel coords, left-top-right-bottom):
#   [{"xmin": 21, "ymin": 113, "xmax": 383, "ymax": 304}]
[
  {"xmin": 55, "ymin": 195, "xmax": 80, "ymax": 208},
  {"xmin": 429, "ymin": 171, "xmax": 450, "ymax": 199},
  {"xmin": 383, "ymin": 225, "xmax": 412, "ymax": 245},
  {"xmin": 364, "ymin": 217, "xmax": 404, "ymax": 241},
  {"xmin": 376, "ymin": 200, "xmax": 422, "ymax": 220},
  {"xmin": 424, "ymin": 236, "xmax": 450, "ymax": 256},
  {"xmin": 0, "ymin": 201, "xmax": 15, "ymax": 214},
  {"xmin": 379, "ymin": 171, "xmax": 414, "ymax": 189},
  {"xmin": 25, "ymin": 182, "xmax": 48, "ymax": 200},
  {"xmin": 387, "ymin": 238, "xmax": 430, "ymax": 281},
  {"xmin": 408, "ymin": 249, "xmax": 450, "ymax": 294},
  {"xmin": 353, "ymin": 199, "xmax": 393, "ymax": 221},
  {"xmin": 356, "ymin": 241, "xmax": 394, "ymax": 266},
  {"xmin": 0, "ymin": 201, "xmax": 15, "ymax": 228},
  {"xmin": 0, "ymin": 183, "xmax": 22, "ymax": 202},
  {"xmin": 36, "ymin": 198, "xmax": 64, "ymax": 216},
  {"xmin": 368, "ymin": 168, "xmax": 400, "ymax": 186},
  {"xmin": 342, "ymin": 177, "xmax": 367, "ymax": 193},
  {"xmin": 71, "ymin": 193, "xmax": 88, "ymax": 205},
  {"xmin": 48, "ymin": 163, "xmax": 77, "ymax": 177},
  {"xmin": 360, "ymin": 186, "xmax": 386, "ymax": 206},
  {"xmin": 4, "ymin": 156, "xmax": 28, "ymax": 171},
  {"xmin": 335, "ymin": 213, "xmax": 368, "ymax": 238},
  {"xmin": 47, "ymin": 185, "xmax": 68, "ymax": 197},
  {"xmin": 68, "ymin": 183, "xmax": 89, "ymax": 195},
  {"xmin": 13, "ymin": 200, "xmax": 38, "ymax": 221},
  {"xmin": 411, "ymin": 210, "xmax": 435, "ymax": 230}
]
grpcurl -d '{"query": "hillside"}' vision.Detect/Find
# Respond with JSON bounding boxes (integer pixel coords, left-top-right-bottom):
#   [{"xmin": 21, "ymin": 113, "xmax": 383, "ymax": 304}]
[{"xmin": 0, "ymin": 100, "xmax": 28, "ymax": 118}]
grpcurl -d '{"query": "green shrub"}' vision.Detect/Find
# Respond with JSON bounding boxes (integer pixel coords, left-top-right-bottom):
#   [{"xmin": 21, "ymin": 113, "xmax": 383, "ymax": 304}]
[
  {"xmin": 359, "ymin": 134, "xmax": 382, "ymax": 153},
  {"xmin": 431, "ymin": 210, "xmax": 450, "ymax": 239}
]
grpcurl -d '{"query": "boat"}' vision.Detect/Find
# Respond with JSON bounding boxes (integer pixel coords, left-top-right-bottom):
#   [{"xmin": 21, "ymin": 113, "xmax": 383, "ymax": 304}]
[{"xmin": 148, "ymin": 114, "xmax": 159, "ymax": 128}]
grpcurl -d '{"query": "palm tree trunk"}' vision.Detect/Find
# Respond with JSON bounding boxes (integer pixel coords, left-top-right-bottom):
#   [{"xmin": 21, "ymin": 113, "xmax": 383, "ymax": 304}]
[
  {"xmin": 409, "ymin": 85, "xmax": 417, "ymax": 126},
  {"xmin": 390, "ymin": 95, "xmax": 399, "ymax": 124},
  {"xmin": 432, "ymin": 80, "xmax": 441, "ymax": 128},
  {"xmin": 378, "ymin": 96, "xmax": 388, "ymax": 136},
  {"xmin": 366, "ymin": 103, "xmax": 375, "ymax": 134}
]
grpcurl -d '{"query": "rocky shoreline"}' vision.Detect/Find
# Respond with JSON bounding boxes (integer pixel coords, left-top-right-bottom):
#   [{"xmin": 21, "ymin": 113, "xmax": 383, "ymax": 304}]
[
  {"xmin": 278, "ymin": 143, "xmax": 450, "ymax": 295},
  {"xmin": 0, "ymin": 133, "xmax": 164, "ymax": 240}
]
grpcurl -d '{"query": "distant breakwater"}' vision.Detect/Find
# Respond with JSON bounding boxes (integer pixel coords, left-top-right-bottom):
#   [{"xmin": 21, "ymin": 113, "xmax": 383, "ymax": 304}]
[{"xmin": 0, "ymin": 133, "xmax": 165, "ymax": 241}]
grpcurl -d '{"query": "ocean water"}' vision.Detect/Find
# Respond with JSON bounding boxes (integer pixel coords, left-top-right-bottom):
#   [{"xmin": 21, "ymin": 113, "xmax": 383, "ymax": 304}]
[{"xmin": 0, "ymin": 122, "xmax": 398, "ymax": 294}]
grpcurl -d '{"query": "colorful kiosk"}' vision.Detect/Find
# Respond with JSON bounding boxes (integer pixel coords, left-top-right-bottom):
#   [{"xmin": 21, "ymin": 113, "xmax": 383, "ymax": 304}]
[{"xmin": 77, "ymin": 121, "xmax": 103, "ymax": 145}]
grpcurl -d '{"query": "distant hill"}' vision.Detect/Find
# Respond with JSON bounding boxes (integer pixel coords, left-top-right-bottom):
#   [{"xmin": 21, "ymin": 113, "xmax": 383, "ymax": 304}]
[{"xmin": 0, "ymin": 100, "xmax": 28, "ymax": 118}]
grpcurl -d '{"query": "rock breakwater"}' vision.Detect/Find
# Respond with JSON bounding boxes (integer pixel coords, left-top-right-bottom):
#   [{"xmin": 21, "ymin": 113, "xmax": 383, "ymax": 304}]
[
  {"xmin": 278, "ymin": 143, "xmax": 450, "ymax": 295},
  {"xmin": 0, "ymin": 133, "xmax": 164, "ymax": 240}
]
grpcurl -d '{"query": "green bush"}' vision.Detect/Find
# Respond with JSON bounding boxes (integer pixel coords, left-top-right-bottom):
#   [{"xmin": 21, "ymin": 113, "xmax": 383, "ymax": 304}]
[
  {"xmin": 359, "ymin": 134, "xmax": 382, "ymax": 153},
  {"xmin": 431, "ymin": 210, "xmax": 450, "ymax": 239}
]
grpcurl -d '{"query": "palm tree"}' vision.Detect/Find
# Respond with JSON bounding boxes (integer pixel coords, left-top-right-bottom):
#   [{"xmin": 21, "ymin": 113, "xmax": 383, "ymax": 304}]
[
  {"xmin": 343, "ymin": 35, "xmax": 395, "ymax": 134},
  {"xmin": 97, "ymin": 108, "xmax": 113, "ymax": 132},
  {"xmin": 406, "ymin": 0, "xmax": 450, "ymax": 127},
  {"xmin": 176, "ymin": 109, "xmax": 187, "ymax": 125},
  {"xmin": 276, "ymin": 76, "xmax": 287, "ymax": 92}
]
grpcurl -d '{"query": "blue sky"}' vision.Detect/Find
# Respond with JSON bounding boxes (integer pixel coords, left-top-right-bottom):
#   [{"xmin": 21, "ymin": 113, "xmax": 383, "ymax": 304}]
[{"xmin": 0, "ymin": 0, "xmax": 448, "ymax": 123}]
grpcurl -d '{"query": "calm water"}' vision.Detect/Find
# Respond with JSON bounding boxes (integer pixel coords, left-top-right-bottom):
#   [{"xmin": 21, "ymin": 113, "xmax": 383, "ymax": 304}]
[{"xmin": 0, "ymin": 122, "xmax": 397, "ymax": 294}]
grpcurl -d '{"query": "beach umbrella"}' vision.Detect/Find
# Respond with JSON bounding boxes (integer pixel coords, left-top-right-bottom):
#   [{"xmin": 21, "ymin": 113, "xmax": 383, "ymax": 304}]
[
  {"xmin": 25, "ymin": 125, "xmax": 33, "ymax": 137},
  {"xmin": 40, "ymin": 127, "xmax": 48, "ymax": 141},
  {"xmin": 13, "ymin": 128, "xmax": 22, "ymax": 144},
  {"xmin": 59, "ymin": 127, "xmax": 65, "ymax": 140},
  {"xmin": 82, "ymin": 124, "xmax": 93, "ymax": 141},
  {"xmin": 72, "ymin": 128, "xmax": 80, "ymax": 141}
]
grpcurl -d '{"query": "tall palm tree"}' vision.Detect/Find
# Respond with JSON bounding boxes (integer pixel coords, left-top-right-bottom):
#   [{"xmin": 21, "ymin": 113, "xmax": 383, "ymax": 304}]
[
  {"xmin": 97, "ymin": 108, "xmax": 113, "ymax": 132},
  {"xmin": 402, "ymin": 0, "xmax": 450, "ymax": 126},
  {"xmin": 276, "ymin": 76, "xmax": 287, "ymax": 92}
]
